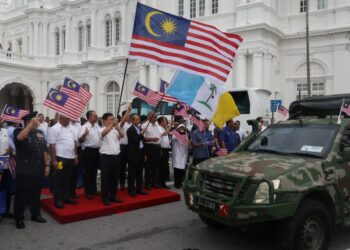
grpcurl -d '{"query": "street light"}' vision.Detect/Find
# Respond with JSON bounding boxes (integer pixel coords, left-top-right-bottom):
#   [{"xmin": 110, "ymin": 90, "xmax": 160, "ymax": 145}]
[{"xmin": 306, "ymin": 0, "xmax": 311, "ymax": 97}]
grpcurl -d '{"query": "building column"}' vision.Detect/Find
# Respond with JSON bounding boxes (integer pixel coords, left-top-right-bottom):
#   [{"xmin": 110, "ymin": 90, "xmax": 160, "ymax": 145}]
[
  {"xmin": 236, "ymin": 51, "xmax": 247, "ymax": 88},
  {"xmin": 28, "ymin": 24, "xmax": 33, "ymax": 54},
  {"xmin": 139, "ymin": 61, "xmax": 147, "ymax": 85},
  {"xmin": 42, "ymin": 22, "xmax": 48, "ymax": 56},
  {"xmin": 91, "ymin": 8, "xmax": 97, "ymax": 47},
  {"xmin": 33, "ymin": 21, "xmax": 39, "ymax": 55},
  {"xmin": 183, "ymin": 0, "xmax": 190, "ymax": 18},
  {"xmin": 263, "ymin": 53, "xmax": 273, "ymax": 91},
  {"xmin": 252, "ymin": 50, "xmax": 263, "ymax": 89},
  {"xmin": 149, "ymin": 64, "xmax": 158, "ymax": 91},
  {"xmin": 48, "ymin": 24, "xmax": 55, "ymax": 56},
  {"xmin": 65, "ymin": 17, "xmax": 71, "ymax": 52},
  {"xmin": 205, "ymin": 0, "xmax": 211, "ymax": 16},
  {"xmin": 12, "ymin": 37, "xmax": 16, "ymax": 53}
]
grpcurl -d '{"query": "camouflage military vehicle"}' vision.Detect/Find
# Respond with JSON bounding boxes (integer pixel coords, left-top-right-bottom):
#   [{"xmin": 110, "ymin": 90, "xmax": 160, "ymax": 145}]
[{"xmin": 183, "ymin": 94, "xmax": 350, "ymax": 250}]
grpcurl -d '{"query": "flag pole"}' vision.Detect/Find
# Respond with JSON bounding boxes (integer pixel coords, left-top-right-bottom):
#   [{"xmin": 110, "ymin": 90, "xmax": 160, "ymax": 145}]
[
  {"xmin": 117, "ymin": 58, "xmax": 129, "ymax": 116},
  {"xmin": 337, "ymin": 98, "xmax": 345, "ymax": 124},
  {"xmin": 1, "ymin": 104, "xmax": 7, "ymax": 117}
]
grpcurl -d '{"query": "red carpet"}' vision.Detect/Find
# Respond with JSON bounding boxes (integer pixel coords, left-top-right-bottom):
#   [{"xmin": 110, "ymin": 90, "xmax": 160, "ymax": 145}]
[{"xmin": 40, "ymin": 188, "xmax": 181, "ymax": 224}]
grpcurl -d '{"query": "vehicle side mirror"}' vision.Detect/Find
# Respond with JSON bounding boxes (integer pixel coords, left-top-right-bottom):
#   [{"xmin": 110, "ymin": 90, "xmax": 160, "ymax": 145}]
[{"xmin": 247, "ymin": 119, "xmax": 259, "ymax": 133}]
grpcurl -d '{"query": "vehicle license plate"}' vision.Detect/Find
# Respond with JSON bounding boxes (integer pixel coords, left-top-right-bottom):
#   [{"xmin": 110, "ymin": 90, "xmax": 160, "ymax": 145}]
[{"xmin": 196, "ymin": 197, "xmax": 217, "ymax": 212}]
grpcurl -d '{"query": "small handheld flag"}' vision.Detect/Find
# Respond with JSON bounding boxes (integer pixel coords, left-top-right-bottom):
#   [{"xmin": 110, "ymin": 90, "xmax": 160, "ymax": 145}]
[
  {"xmin": 61, "ymin": 77, "xmax": 92, "ymax": 104},
  {"xmin": 0, "ymin": 104, "xmax": 29, "ymax": 123},
  {"xmin": 133, "ymin": 82, "xmax": 162, "ymax": 107},
  {"xmin": 215, "ymin": 147, "xmax": 228, "ymax": 157},
  {"xmin": 174, "ymin": 102, "xmax": 190, "ymax": 118},
  {"xmin": 190, "ymin": 115, "xmax": 205, "ymax": 132},
  {"xmin": 0, "ymin": 155, "xmax": 9, "ymax": 171},
  {"xmin": 43, "ymin": 88, "xmax": 85, "ymax": 121},
  {"xmin": 159, "ymin": 79, "xmax": 177, "ymax": 103},
  {"xmin": 341, "ymin": 102, "xmax": 350, "ymax": 116},
  {"xmin": 171, "ymin": 126, "xmax": 189, "ymax": 145},
  {"xmin": 277, "ymin": 104, "xmax": 289, "ymax": 116}
]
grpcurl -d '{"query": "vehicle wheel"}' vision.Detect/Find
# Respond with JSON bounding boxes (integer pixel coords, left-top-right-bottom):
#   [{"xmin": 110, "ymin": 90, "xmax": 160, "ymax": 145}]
[
  {"xmin": 276, "ymin": 199, "xmax": 332, "ymax": 250},
  {"xmin": 199, "ymin": 215, "xmax": 227, "ymax": 228}
]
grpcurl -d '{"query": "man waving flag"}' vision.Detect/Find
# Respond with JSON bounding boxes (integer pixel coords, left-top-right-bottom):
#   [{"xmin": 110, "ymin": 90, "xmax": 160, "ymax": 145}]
[{"xmin": 129, "ymin": 3, "xmax": 242, "ymax": 84}]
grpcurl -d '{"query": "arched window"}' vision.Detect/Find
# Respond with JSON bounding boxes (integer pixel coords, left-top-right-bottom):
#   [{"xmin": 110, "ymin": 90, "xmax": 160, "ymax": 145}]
[
  {"xmin": 295, "ymin": 62, "xmax": 326, "ymax": 100},
  {"xmin": 114, "ymin": 12, "xmax": 121, "ymax": 45},
  {"xmin": 106, "ymin": 81, "xmax": 120, "ymax": 116},
  {"xmin": 78, "ymin": 21, "xmax": 84, "ymax": 52},
  {"xmin": 86, "ymin": 19, "xmax": 91, "ymax": 48},
  {"xmin": 55, "ymin": 27, "xmax": 60, "ymax": 55},
  {"xmin": 62, "ymin": 26, "xmax": 66, "ymax": 51},
  {"xmin": 105, "ymin": 14, "xmax": 112, "ymax": 47}
]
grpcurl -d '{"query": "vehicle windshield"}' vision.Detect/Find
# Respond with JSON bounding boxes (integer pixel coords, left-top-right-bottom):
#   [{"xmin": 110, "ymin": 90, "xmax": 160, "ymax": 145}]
[{"xmin": 247, "ymin": 124, "xmax": 338, "ymax": 158}]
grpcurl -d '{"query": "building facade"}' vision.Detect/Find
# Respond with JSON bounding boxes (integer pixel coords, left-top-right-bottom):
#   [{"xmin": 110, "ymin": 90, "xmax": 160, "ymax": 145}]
[{"xmin": 0, "ymin": 0, "xmax": 349, "ymax": 119}]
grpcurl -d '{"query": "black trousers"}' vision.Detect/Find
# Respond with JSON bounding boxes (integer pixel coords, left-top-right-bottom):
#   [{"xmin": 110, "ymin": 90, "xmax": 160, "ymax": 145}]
[
  {"xmin": 174, "ymin": 168, "xmax": 185, "ymax": 188},
  {"xmin": 160, "ymin": 148, "xmax": 170, "ymax": 186},
  {"xmin": 145, "ymin": 144, "xmax": 161, "ymax": 186},
  {"xmin": 100, "ymin": 154, "xmax": 120, "ymax": 199},
  {"xmin": 70, "ymin": 147, "xmax": 82, "ymax": 196},
  {"xmin": 128, "ymin": 150, "xmax": 144, "ymax": 193},
  {"xmin": 52, "ymin": 157, "xmax": 74, "ymax": 202},
  {"xmin": 0, "ymin": 169, "xmax": 13, "ymax": 214},
  {"xmin": 82, "ymin": 147, "xmax": 99, "ymax": 195},
  {"xmin": 119, "ymin": 145, "xmax": 128, "ymax": 187},
  {"xmin": 14, "ymin": 174, "xmax": 43, "ymax": 221}
]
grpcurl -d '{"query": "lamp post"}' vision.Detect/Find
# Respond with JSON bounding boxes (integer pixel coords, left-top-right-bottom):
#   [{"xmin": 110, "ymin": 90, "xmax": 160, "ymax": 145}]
[{"xmin": 306, "ymin": 0, "xmax": 311, "ymax": 97}]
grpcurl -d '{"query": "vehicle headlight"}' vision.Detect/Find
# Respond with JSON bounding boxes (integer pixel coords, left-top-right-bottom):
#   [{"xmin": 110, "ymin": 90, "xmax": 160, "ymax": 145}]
[{"xmin": 253, "ymin": 180, "xmax": 280, "ymax": 204}]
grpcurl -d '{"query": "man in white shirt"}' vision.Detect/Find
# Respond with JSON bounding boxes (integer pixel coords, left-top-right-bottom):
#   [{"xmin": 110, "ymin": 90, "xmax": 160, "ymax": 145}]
[
  {"xmin": 79, "ymin": 110, "xmax": 101, "ymax": 200},
  {"xmin": 119, "ymin": 105, "xmax": 132, "ymax": 190},
  {"xmin": 234, "ymin": 120, "xmax": 245, "ymax": 141},
  {"xmin": 48, "ymin": 115, "xmax": 78, "ymax": 209},
  {"xmin": 0, "ymin": 117, "xmax": 11, "ymax": 219},
  {"xmin": 142, "ymin": 111, "xmax": 161, "ymax": 189},
  {"xmin": 99, "ymin": 113, "xmax": 124, "ymax": 206},
  {"xmin": 37, "ymin": 113, "xmax": 48, "ymax": 138},
  {"xmin": 158, "ymin": 116, "xmax": 171, "ymax": 189}
]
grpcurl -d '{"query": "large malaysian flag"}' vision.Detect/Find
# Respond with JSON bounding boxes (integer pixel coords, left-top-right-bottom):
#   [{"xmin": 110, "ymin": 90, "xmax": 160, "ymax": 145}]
[{"xmin": 129, "ymin": 3, "xmax": 242, "ymax": 84}]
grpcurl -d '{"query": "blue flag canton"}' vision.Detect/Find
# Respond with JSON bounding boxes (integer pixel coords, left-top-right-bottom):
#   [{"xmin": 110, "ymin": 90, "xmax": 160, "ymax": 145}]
[
  {"xmin": 3, "ymin": 106, "xmax": 19, "ymax": 117},
  {"xmin": 135, "ymin": 82, "xmax": 150, "ymax": 96},
  {"xmin": 133, "ymin": 3, "xmax": 190, "ymax": 46},
  {"xmin": 63, "ymin": 78, "xmax": 80, "ymax": 93},
  {"xmin": 47, "ymin": 89, "xmax": 68, "ymax": 106},
  {"xmin": 0, "ymin": 156, "xmax": 9, "ymax": 171},
  {"xmin": 159, "ymin": 79, "xmax": 169, "ymax": 93}
]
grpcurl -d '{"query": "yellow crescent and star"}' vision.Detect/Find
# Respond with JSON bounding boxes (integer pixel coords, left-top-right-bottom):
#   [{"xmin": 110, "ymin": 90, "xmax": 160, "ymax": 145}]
[
  {"xmin": 67, "ymin": 79, "xmax": 77, "ymax": 89},
  {"xmin": 6, "ymin": 107, "xmax": 15, "ymax": 115},
  {"xmin": 49, "ymin": 90, "xmax": 63, "ymax": 102},
  {"xmin": 138, "ymin": 84, "xmax": 146, "ymax": 92},
  {"xmin": 145, "ymin": 11, "xmax": 177, "ymax": 37},
  {"xmin": 0, "ymin": 160, "xmax": 4, "ymax": 169}
]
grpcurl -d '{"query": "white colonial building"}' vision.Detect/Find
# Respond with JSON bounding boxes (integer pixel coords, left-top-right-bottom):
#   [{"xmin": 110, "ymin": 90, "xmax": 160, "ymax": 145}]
[{"xmin": 0, "ymin": 0, "xmax": 349, "ymax": 119}]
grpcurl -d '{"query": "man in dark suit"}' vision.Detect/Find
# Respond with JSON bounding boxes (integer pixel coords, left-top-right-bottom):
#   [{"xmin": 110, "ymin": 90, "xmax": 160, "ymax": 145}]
[{"xmin": 127, "ymin": 114, "xmax": 148, "ymax": 197}]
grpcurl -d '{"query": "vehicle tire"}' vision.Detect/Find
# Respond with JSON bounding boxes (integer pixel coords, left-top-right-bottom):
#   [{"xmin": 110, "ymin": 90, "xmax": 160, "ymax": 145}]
[
  {"xmin": 276, "ymin": 199, "xmax": 332, "ymax": 250},
  {"xmin": 199, "ymin": 215, "xmax": 227, "ymax": 228}
]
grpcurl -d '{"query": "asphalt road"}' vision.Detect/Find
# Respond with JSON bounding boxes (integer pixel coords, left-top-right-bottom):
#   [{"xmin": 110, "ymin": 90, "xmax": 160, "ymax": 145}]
[{"xmin": 0, "ymin": 189, "xmax": 350, "ymax": 250}]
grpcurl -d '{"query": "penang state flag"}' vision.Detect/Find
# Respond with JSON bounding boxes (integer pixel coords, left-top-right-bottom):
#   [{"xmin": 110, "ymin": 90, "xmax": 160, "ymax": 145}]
[
  {"xmin": 167, "ymin": 71, "xmax": 240, "ymax": 128},
  {"xmin": 133, "ymin": 82, "xmax": 162, "ymax": 107},
  {"xmin": 129, "ymin": 3, "xmax": 242, "ymax": 84},
  {"xmin": 0, "ymin": 104, "xmax": 29, "ymax": 123},
  {"xmin": 43, "ymin": 88, "xmax": 85, "ymax": 121},
  {"xmin": 61, "ymin": 77, "xmax": 92, "ymax": 104}
]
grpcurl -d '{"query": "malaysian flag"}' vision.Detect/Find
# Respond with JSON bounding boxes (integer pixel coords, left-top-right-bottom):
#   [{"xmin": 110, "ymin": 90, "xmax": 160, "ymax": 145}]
[
  {"xmin": 133, "ymin": 82, "xmax": 162, "ymax": 107},
  {"xmin": 129, "ymin": 3, "xmax": 243, "ymax": 84},
  {"xmin": 277, "ymin": 105, "xmax": 289, "ymax": 116},
  {"xmin": 341, "ymin": 102, "xmax": 350, "ymax": 116},
  {"xmin": 43, "ymin": 88, "xmax": 85, "ymax": 121},
  {"xmin": 0, "ymin": 155, "xmax": 9, "ymax": 171},
  {"xmin": 159, "ymin": 79, "xmax": 177, "ymax": 103},
  {"xmin": 174, "ymin": 102, "xmax": 190, "ymax": 118},
  {"xmin": 171, "ymin": 126, "xmax": 189, "ymax": 145},
  {"xmin": 61, "ymin": 77, "xmax": 92, "ymax": 104},
  {"xmin": 190, "ymin": 115, "xmax": 205, "ymax": 132},
  {"xmin": 215, "ymin": 147, "xmax": 228, "ymax": 157},
  {"xmin": 0, "ymin": 104, "xmax": 29, "ymax": 123}
]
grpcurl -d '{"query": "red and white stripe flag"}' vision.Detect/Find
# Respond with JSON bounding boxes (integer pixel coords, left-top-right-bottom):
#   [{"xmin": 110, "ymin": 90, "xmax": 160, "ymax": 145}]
[
  {"xmin": 190, "ymin": 115, "xmax": 205, "ymax": 132},
  {"xmin": 277, "ymin": 105, "xmax": 289, "ymax": 116},
  {"xmin": 171, "ymin": 126, "xmax": 189, "ymax": 145},
  {"xmin": 215, "ymin": 147, "xmax": 228, "ymax": 157},
  {"xmin": 341, "ymin": 103, "xmax": 350, "ymax": 116},
  {"xmin": 0, "ymin": 105, "xmax": 29, "ymax": 123},
  {"xmin": 61, "ymin": 77, "xmax": 92, "ymax": 104},
  {"xmin": 44, "ymin": 88, "xmax": 85, "ymax": 121},
  {"xmin": 133, "ymin": 82, "xmax": 162, "ymax": 107},
  {"xmin": 129, "ymin": 3, "xmax": 243, "ymax": 84}
]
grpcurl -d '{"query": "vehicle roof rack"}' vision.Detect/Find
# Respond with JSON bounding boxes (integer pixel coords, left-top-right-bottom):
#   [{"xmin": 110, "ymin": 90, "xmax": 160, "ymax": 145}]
[{"xmin": 288, "ymin": 94, "xmax": 350, "ymax": 119}]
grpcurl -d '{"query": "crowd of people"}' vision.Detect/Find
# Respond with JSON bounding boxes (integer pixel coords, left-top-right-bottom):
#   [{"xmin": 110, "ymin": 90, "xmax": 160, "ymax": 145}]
[{"xmin": 0, "ymin": 104, "xmax": 268, "ymax": 229}]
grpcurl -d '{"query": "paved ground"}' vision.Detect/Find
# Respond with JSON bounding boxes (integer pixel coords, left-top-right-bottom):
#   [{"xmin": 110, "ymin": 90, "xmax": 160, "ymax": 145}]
[{"xmin": 0, "ymin": 189, "xmax": 350, "ymax": 250}]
